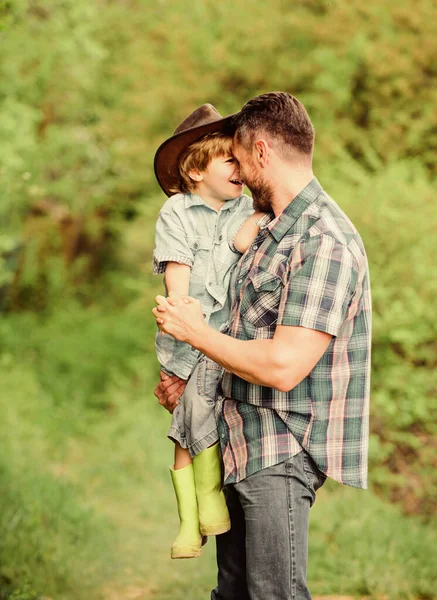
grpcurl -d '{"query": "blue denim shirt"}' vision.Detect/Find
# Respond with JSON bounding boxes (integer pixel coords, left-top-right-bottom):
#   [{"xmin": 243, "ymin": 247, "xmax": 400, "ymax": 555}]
[{"xmin": 153, "ymin": 192, "xmax": 253, "ymax": 379}]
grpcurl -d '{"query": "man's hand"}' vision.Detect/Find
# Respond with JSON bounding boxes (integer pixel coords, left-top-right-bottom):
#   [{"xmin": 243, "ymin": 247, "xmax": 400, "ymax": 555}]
[
  {"xmin": 152, "ymin": 295, "xmax": 208, "ymax": 344},
  {"xmin": 154, "ymin": 370, "xmax": 187, "ymax": 413}
]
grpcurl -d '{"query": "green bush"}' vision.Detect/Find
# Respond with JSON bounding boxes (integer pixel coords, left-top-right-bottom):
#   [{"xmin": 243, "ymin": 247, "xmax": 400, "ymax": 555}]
[
  {"xmin": 1, "ymin": 0, "xmax": 437, "ymax": 594},
  {"xmin": 0, "ymin": 361, "xmax": 116, "ymax": 599},
  {"xmin": 322, "ymin": 160, "xmax": 437, "ymax": 515},
  {"xmin": 0, "ymin": 305, "xmax": 154, "ymax": 416}
]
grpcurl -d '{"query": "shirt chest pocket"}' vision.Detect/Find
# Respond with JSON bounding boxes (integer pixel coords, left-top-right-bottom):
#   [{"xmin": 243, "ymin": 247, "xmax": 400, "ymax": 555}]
[
  {"xmin": 187, "ymin": 236, "xmax": 212, "ymax": 279},
  {"xmin": 240, "ymin": 255, "xmax": 288, "ymax": 328}
]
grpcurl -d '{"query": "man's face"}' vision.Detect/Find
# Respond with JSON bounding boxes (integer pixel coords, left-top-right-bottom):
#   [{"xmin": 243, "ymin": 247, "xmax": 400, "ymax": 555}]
[{"xmin": 232, "ymin": 133, "xmax": 274, "ymax": 212}]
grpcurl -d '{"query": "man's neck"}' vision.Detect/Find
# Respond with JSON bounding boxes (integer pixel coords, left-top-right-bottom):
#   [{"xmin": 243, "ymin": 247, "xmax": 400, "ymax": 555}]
[{"xmin": 269, "ymin": 165, "xmax": 314, "ymax": 217}]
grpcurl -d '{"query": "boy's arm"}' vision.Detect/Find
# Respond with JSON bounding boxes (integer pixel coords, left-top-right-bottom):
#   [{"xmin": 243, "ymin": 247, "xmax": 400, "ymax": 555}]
[
  {"xmin": 153, "ymin": 207, "xmax": 194, "ymax": 275},
  {"xmin": 155, "ymin": 370, "xmax": 188, "ymax": 413},
  {"xmin": 164, "ymin": 261, "xmax": 191, "ymax": 297},
  {"xmin": 158, "ymin": 262, "xmax": 191, "ymax": 410},
  {"xmin": 233, "ymin": 212, "xmax": 266, "ymax": 254},
  {"xmin": 153, "ymin": 208, "xmax": 195, "ymax": 403}
]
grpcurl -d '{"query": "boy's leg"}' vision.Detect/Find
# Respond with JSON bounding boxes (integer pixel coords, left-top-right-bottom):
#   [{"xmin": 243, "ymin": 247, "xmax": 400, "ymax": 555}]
[
  {"xmin": 183, "ymin": 358, "xmax": 223, "ymax": 457},
  {"xmin": 167, "ymin": 359, "xmax": 229, "ymax": 554},
  {"xmin": 174, "ymin": 441, "xmax": 192, "ymax": 470},
  {"xmin": 167, "ymin": 395, "xmax": 202, "ymax": 559},
  {"xmin": 192, "ymin": 443, "xmax": 230, "ymax": 536},
  {"xmin": 182, "ymin": 358, "xmax": 229, "ymax": 535}
]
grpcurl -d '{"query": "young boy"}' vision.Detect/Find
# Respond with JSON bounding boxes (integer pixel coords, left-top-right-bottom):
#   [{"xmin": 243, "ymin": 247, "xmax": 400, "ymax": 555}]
[{"xmin": 153, "ymin": 105, "xmax": 262, "ymax": 559}]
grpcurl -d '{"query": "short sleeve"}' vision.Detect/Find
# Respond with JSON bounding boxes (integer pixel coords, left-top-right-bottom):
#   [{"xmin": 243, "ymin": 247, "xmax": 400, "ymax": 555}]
[
  {"xmin": 277, "ymin": 234, "xmax": 358, "ymax": 336},
  {"xmin": 153, "ymin": 209, "xmax": 194, "ymax": 274}
]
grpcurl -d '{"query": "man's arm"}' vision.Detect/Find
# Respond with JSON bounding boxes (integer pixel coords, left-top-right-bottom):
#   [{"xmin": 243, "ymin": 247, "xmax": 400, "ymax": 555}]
[{"xmin": 153, "ymin": 295, "xmax": 332, "ymax": 392}]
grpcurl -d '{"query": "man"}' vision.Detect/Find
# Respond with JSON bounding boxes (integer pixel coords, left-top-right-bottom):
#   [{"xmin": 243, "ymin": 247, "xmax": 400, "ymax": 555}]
[{"xmin": 153, "ymin": 92, "xmax": 371, "ymax": 600}]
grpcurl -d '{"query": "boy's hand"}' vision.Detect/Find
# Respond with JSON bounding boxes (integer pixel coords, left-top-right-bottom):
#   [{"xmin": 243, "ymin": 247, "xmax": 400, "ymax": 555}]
[
  {"xmin": 154, "ymin": 371, "xmax": 187, "ymax": 413},
  {"xmin": 152, "ymin": 295, "xmax": 208, "ymax": 345},
  {"xmin": 158, "ymin": 291, "xmax": 181, "ymax": 335}
]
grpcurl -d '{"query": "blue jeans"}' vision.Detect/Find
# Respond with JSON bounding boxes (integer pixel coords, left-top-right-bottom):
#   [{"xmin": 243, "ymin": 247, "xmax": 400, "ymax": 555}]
[{"xmin": 211, "ymin": 451, "xmax": 326, "ymax": 600}]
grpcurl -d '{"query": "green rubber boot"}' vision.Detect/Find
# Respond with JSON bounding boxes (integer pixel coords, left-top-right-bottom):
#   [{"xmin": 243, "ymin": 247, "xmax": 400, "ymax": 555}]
[
  {"xmin": 169, "ymin": 464, "xmax": 203, "ymax": 559},
  {"xmin": 193, "ymin": 444, "xmax": 231, "ymax": 536}
]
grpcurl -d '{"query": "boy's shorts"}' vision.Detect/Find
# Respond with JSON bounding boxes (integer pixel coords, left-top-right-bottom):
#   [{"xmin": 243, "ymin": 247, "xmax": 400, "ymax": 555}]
[{"xmin": 167, "ymin": 357, "xmax": 224, "ymax": 457}]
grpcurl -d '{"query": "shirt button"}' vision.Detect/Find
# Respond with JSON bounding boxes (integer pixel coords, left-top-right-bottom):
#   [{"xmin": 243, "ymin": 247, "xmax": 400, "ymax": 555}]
[
  {"xmin": 219, "ymin": 234, "xmax": 223, "ymax": 241},
  {"xmin": 194, "ymin": 242, "xmax": 199, "ymax": 249},
  {"xmin": 253, "ymin": 245, "xmax": 258, "ymax": 250},
  {"xmin": 238, "ymin": 278, "xmax": 243, "ymax": 284}
]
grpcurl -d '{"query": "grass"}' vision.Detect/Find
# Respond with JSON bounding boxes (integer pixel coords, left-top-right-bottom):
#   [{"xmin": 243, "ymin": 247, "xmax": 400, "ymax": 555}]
[
  {"xmin": 0, "ymin": 302, "xmax": 436, "ymax": 600},
  {"xmin": 0, "ymin": 363, "xmax": 115, "ymax": 600}
]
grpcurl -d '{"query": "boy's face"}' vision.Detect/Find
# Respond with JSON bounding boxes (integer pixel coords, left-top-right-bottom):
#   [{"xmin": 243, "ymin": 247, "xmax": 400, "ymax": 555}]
[{"xmin": 194, "ymin": 153, "xmax": 244, "ymax": 202}]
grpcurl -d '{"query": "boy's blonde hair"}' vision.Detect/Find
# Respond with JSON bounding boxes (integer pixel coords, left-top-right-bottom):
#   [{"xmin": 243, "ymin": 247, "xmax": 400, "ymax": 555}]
[{"xmin": 169, "ymin": 132, "xmax": 233, "ymax": 194}]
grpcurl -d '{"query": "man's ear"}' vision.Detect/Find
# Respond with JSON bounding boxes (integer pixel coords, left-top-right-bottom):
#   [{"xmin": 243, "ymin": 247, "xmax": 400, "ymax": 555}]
[
  {"xmin": 254, "ymin": 139, "xmax": 269, "ymax": 167},
  {"xmin": 188, "ymin": 168, "xmax": 203, "ymax": 182}
]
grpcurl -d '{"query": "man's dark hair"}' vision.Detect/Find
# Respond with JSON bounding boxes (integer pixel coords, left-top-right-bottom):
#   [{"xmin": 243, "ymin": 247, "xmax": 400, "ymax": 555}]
[{"xmin": 233, "ymin": 92, "xmax": 315, "ymax": 157}]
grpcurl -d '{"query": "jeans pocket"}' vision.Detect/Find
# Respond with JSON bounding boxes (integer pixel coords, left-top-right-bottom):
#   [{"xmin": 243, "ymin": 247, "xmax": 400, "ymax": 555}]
[
  {"xmin": 196, "ymin": 358, "xmax": 224, "ymax": 406},
  {"xmin": 302, "ymin": 451, "xmax": 327, "ymax": 506}
]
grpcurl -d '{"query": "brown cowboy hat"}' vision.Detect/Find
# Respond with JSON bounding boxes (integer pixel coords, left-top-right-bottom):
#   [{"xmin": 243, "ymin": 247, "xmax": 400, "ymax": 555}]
[{"xmin": 154, "ymin": 104, "xmax": 236, "ymax": 197}]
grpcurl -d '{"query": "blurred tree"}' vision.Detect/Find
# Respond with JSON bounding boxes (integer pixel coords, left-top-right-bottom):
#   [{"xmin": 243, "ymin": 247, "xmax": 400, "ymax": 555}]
[{"xmin": 0, "ymin": 0, "xmax": 436, "ymax": 517}]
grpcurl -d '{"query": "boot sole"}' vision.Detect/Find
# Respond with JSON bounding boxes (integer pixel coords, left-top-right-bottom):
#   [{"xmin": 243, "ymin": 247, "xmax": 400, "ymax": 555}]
[
  {"xmin": 200, "ymin": 521, "xmax": 231, "ymax": 536},
  {"xmin": 171, "ymin": 548, "xmax": 202, "ymax": 559}
]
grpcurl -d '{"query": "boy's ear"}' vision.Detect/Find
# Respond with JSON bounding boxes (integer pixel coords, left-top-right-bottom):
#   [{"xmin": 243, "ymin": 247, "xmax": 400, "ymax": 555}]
[{"xmin": 188, "ymin": 168, "xmax": 203, "ymax": 183}]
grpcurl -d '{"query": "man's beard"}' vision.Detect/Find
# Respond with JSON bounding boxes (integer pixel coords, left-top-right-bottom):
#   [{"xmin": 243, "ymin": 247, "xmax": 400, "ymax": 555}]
[{"xmin": 245, "ymin": 172, "xmax": 275, "ymax": 212}]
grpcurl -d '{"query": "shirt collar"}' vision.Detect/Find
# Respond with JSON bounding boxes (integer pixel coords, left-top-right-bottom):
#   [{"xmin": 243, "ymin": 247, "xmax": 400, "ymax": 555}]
[
  {"xmin": 264, "ymin": 177, "xmax": 323, "ymax": 243},
  {"xmin": 184, "ymin": 193, "xmax": 241, "ymax": 212},
  {"xmin": 184, "ymin": 193, "xmax": 206, "ymax": 209}
]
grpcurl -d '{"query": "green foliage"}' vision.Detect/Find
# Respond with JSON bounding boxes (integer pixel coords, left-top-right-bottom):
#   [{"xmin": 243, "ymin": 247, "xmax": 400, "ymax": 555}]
[
  {"xmin": 6, "ymin": 584, "xmax": 38, "ymax": 600},
  {"xmin": 2, "ymin": 0, "xmax": 437, "ymax": 231},
  {"xmin": 0, "ymin": 304, "xmax": 154, "ymax": 418},
  {"xmin": 0, "ymin": 359, "xmax": 116, "ymax": 599},
  {"xmin": 1, "ymin": 0, "xmax": 437, "ymax": 596},
  {"xmin": 1, "ymin": 306, "xmax": 436, "ymax": 600},
  {"xmin": 308, "ymin": 481, "xmax": 437, "ymax": 599},
  {"xmin": 321, "ymin": 160, "xmax": 437, "ymax": 515}
]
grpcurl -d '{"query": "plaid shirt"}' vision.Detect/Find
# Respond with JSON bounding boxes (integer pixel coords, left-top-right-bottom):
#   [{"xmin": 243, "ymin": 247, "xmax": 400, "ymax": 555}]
[{"xmin": 217, "ymin": 178, "xmax": 371, "ymax": 489}]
